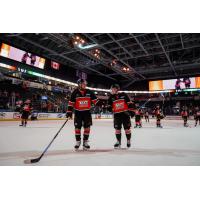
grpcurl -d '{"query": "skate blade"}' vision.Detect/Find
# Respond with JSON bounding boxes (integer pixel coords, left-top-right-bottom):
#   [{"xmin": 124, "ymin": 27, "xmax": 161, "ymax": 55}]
[
  {"xmin": 74, "ymin": 148, "xmax": 80, "ymax": 151},
  {"xmin": 114, "ymin": 147, "xmax": 128, "ymax": 150},
  {"xmin": 83, "ymin": 147, "xmax": 90, "ymax": 151},
  {"xmin": 114, "ymin": 146, "xmax": 122, "ymax": 150}
]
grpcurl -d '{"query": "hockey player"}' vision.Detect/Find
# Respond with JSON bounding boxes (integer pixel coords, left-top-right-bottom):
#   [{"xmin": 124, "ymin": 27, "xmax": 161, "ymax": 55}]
[
  {"xmin": 21, "ymin": 52, "xmax": 29, "ymax": 64},
  {"xmin": 181, "ymin": 107, "xmax": 189, "ymax": 127},
  {"xmin": 194, "ymin": 106, "xmax": 200, "ymax": 127},
  {"xmin": 183, "ymin": 77, "xmax": 191, "ymax": 88},
  {"xmin": 154, "ymin": 105, "xmax": 163, "ymax": 128},
  {"xmin": 19, "ymin": 99, "xmax": 32, "ymax": 127},
  {"xmin": 134, "ymin": 107, "xmax": 142, "ymax": 128},
  {"xmin": 30, "ymin": 54, "xmax": 36, "ymax": 65},
  {"xmin": 107, "ymin": 84, "xmax": 135, "ymax": 148},
  {"xmin": 66, "ymin": 79, "xmax": 98, "ymax": 150},
  {"xmin": 175, "ymin": 78, "xmax": 181, "ymax": 90},
  {"xmin": 144, "ymin": 110, "xmax": 149, "ymax": 123}
]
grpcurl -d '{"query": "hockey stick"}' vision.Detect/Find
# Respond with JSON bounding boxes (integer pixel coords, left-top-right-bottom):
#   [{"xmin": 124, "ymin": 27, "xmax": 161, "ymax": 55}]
[
  {"xmin": 160, "ymin": 93, "xmax": 165, "ymax": 114},
  {"xmin": 139, "ymin": 98, "xmax": 151, "ymax": 109},
  {"xmin": 24, "ymin": 118, "xmax": 69, "ymax": 164}
]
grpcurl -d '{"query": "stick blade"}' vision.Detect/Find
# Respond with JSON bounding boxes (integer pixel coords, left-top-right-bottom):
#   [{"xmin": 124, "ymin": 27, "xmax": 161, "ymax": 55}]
[{"xmin": 24, "ymin": 158, "xmax": 40, "ymax": 164}]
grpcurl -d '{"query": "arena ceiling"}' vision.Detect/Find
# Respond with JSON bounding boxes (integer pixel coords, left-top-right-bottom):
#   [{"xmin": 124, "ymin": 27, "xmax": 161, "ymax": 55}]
[{"xmin": 0, "ymin": 33, "xmax": 200, "ymax": 88}]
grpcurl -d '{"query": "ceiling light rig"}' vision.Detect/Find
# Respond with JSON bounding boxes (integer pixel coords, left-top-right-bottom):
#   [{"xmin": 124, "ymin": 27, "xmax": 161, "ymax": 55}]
[
  {"xmin": 71, "ymin": 35, "xmax": 98, "ymax": 50},
  {"xmin": 110, "ymin": 59, "xmax": 131, "ymax": 73},
  {"xmin": 90, "ymin": 48, "xmax": 101, "ymax": 59},
  {"xmin": 122, "ymin": 66, "xmax": 130, "ymax": 73},
  {"xmin": 72, "ymin": 35, "xmax": 86, "ymax": 48}
]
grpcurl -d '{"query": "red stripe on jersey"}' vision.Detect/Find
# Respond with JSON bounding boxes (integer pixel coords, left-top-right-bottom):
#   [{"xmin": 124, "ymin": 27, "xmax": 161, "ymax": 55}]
[
  {"xmin": 181, "ymin": 111, "xmax": 188, "ymax": 116},
  {"xmin": 68, "ymin": 101, "xmax": 75, "ymax": 107}
]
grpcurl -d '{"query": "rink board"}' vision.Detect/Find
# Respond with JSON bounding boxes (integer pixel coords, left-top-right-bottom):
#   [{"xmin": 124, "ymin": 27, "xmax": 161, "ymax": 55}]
[
  {"xmin": 0, "ymin": 111, "xmax": 186, "ymax": 121},
  {"xmin": 0, "ymin": 112, "xmax": 113, "ymax": 121}
]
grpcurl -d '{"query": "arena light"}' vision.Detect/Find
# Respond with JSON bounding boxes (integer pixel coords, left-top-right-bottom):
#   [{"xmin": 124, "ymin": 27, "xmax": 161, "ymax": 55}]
[
  {"xmin": 90, "ymin": 48, "xmax": 101, "ymax": 59},
  {"xmin": 183, "ymin": 88, "xmax": 200, "ymax": 92},
  {"xmin": 81, "ymin": 39, "xmax": 85, "ymax": 44},
  {"xmin": 0, "ymin": 63, "xmax": 16, "ymax": 71},
  {"xmin": 73, "ymin": 35, "xmax": 87, "ymax": 49},
  {"xmin": 78, "ymin": 44, "xmax": 98, "ymax": 49},
  {"xmin": 72, "ymin": 35, "xmax": 98, "ymax": 50},
  {"xmin": 122, "ymin": 66, "xmax": 130, "ymax": 73},
  {"xmin": 1, "ymin": 62, "xmax": 176, "ymax": 94}
]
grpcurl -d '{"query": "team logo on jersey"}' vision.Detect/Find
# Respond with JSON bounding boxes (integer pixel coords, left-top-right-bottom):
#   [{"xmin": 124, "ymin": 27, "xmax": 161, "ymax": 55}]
[
  {"xmin": 79, "ymin": 101, "xmax": 89, "ymax": 107},
  {"xmin": 115, "ymin": 102, "xmax": 125, "ymax": 109}
]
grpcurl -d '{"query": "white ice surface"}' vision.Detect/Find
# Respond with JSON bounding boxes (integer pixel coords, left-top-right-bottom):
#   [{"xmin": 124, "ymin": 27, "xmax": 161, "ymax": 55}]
[{"xmin": 0, "ymin": 119, "xmax": 200, "ymax": 166}]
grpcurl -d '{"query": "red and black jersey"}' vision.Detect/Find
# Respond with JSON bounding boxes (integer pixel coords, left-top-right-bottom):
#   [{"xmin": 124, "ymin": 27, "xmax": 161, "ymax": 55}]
[
  {"xmin": 175, "ymin": 80, "xmax": 181, "ymax": 87},
  {"xmin": 181, "ymin": 111, "xmax": 188, "ymax": 117},
  {"xmin": 135, "ymin": 109, "xmax": 142, "ymax": 116},
  {"xmin": 194, "ymin": 110, "xmax": 200, "ymax": 116},
  {"xmin": 67, "ymin": 88, "xmax": 98, "ymax": 112},
  {"xmin": 154, "ymin": 108, "xmax": 162, "ymax": 116},
  {"xmin": 108, "ymin": 92, "xmax": 134, "ymax": 114},
  {"xmin": 144, "ymin": 111, "xmax": 149, "ymax": 116},
  {"xmin": 22, "ymin": 103, "xmax": 32, "ymax": 112}
]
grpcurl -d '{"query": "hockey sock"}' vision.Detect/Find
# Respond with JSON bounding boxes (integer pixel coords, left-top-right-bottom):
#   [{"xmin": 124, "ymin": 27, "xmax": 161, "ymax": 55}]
[
  {"xmin": 83, "ymin": 128, "xmax": 90, "ymax": 141},
  {"xmin": 75, "ymin": 129, "xmax": 81, "ymax": 141},
  {"xmin": 83, "ymin": 134, "xmax": 89, "ymax": 141},
  {"xmin": 115, "ymin": 130, "xmax": 121, "ymax": 143},
  {"xmin": 125, "ymin": 129, "xmax": 131, "ymax": 140}
]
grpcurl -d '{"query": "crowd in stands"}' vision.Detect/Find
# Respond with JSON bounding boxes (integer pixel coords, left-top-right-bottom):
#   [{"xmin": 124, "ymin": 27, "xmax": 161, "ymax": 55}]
[
  {"xmin": 0, "ymin": 78, "xmax": 200, "ymax": 116},
  {"xmin": 0, "ymin": 79, "xmax": 70, "ymax": 113}
]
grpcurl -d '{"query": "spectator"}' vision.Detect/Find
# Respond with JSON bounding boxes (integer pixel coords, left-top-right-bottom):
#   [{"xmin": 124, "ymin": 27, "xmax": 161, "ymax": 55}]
[{"xmin": 3, "ymin": 90, "xmax": 8, "ymax": 97}]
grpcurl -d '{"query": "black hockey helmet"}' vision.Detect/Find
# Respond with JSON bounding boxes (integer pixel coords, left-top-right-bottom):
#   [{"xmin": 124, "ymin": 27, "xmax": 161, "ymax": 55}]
[
  {"xmin": 135, "ymin": 104, "xmax": 139, "ymax": 108},
  {"xmin": 110, "ymin": 84, "xmax": 120, "ymax": 90},
  {"xmin": 77, "ymin": 79, "xmax": 87, "ymax": 85}
]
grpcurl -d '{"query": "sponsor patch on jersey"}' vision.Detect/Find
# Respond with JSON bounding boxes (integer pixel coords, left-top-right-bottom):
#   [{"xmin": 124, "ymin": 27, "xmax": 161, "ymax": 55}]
[
  {"xmin": 79, "ymin": 101, "xmax": 89, "ymax": 106},
  {"xmin": 116, "ymin": 102, "xmax": 125, "ymax": 109}
]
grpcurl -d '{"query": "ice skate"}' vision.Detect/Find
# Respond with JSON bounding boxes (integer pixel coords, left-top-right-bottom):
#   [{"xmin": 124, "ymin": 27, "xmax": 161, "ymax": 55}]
[
  {"xmin": 83, "ymin": 140, "xmax": 90, "ymax": 150},
  {"xmin": 74, "ymin": 141, "xmax": 81, "ymax": 150},
  {"xmin": 127, "ymin": 140, "xmax": 131, "ymax": 148},
  {"xmin": 114, "ymin": 141, "xmax": 121, "ymax": 149}
]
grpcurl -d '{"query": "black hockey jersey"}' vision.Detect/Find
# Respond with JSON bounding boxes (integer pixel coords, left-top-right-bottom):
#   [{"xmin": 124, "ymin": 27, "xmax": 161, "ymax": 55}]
[{"xmin": 67, "ymin": 88, "xmax": 98, "ymax": 112}]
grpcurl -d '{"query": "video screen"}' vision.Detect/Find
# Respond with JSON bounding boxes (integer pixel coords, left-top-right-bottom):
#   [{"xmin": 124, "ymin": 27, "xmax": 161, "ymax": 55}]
[
  {"xmin": 41, "ymin": 96, "xmax": 48, "ymax": 100},
  {"xmin": 0, "ymin": 43, "xmax": 45, "ymax": 69},
  {"xmin": 149, "ymin": 77, "xmax": 200, "ymax": 91}
]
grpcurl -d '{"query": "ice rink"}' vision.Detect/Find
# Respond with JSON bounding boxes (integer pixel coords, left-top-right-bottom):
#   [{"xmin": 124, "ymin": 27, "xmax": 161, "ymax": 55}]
[{"xmin": 0, "ymin": 118, "xmax": 200, "ymax": 166}]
